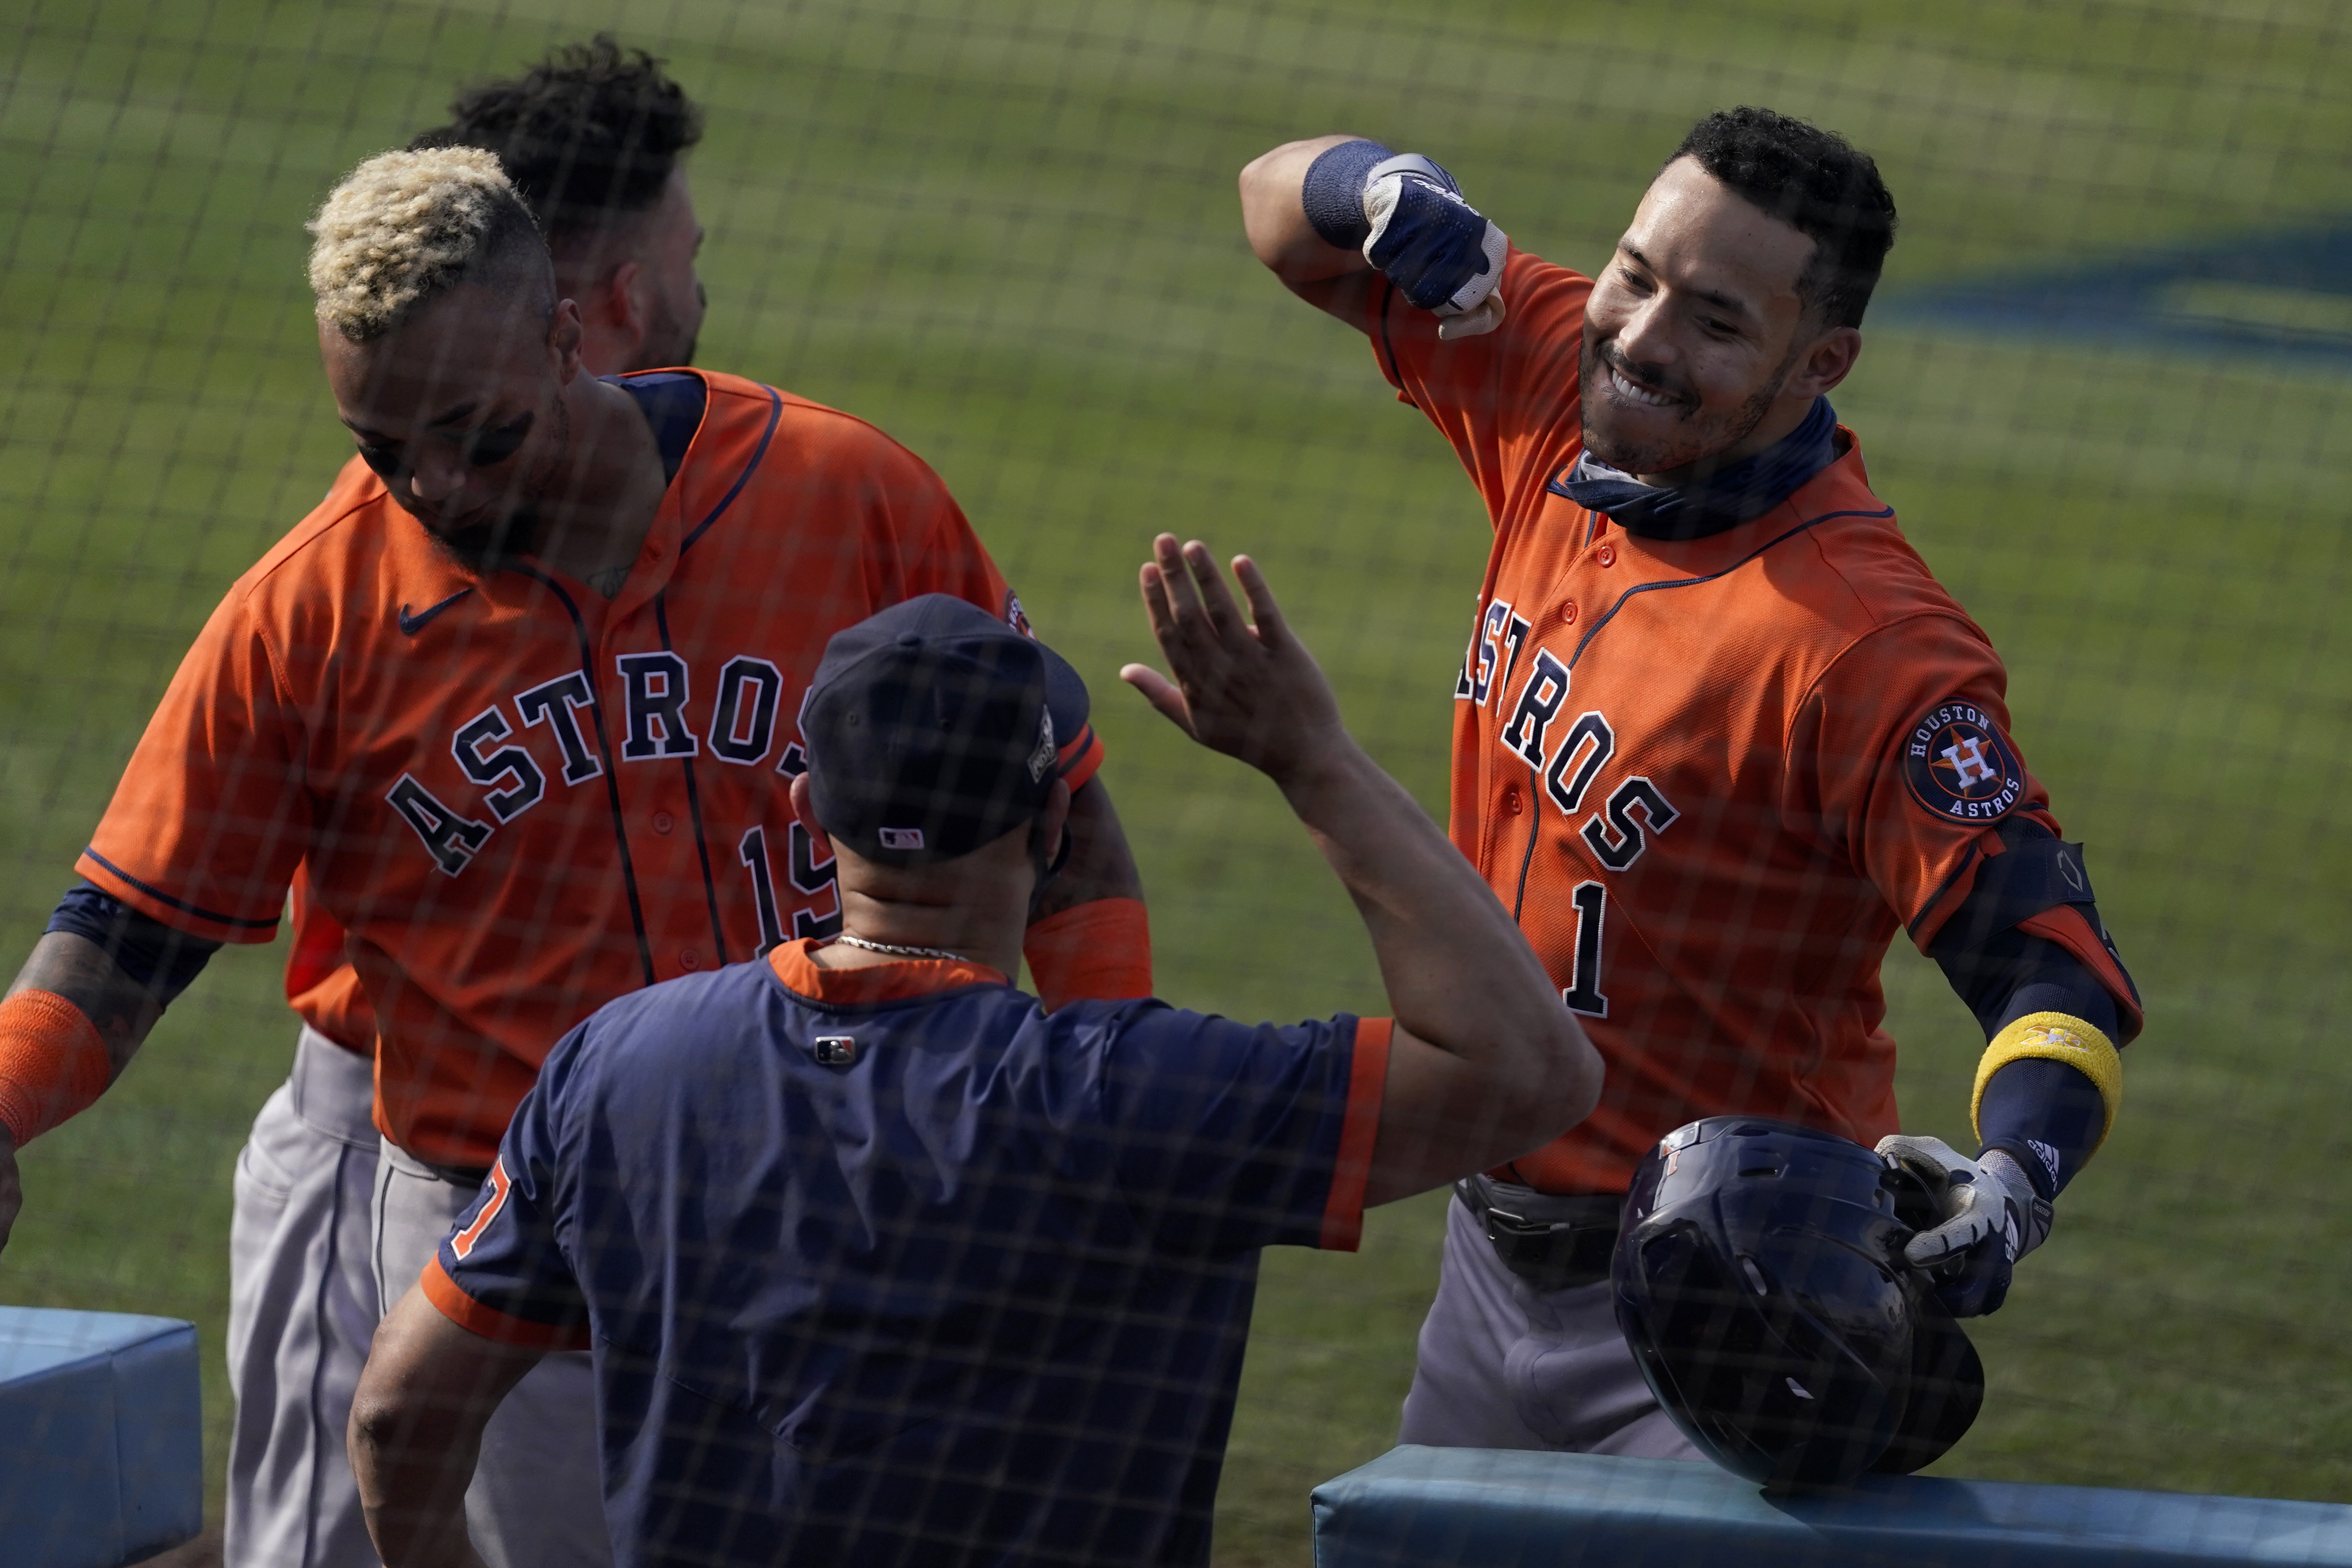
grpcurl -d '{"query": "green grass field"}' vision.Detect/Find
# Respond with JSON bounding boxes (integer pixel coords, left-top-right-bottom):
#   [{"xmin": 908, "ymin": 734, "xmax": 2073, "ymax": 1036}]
[{"xmin": 5, "ymin": 0, "xmax": 2351, "ymax": 1560}]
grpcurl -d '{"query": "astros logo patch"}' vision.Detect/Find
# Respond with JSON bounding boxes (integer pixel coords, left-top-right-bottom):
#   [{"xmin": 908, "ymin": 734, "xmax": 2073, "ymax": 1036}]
[{"xmin": 1903, "ymin": 698, "xmax": 2024, "ymax": 822}]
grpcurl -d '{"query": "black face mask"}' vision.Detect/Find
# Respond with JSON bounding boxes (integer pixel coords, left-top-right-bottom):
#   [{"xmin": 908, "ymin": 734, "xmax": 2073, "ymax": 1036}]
[{"xmin": 1559, "ymin": 395, "xmax": 1840, "ymax": 540}]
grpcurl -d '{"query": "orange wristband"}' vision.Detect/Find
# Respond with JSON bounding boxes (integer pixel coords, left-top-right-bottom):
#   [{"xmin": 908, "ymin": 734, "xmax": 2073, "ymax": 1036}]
[
  {"xmin": 0, "ymin": 990, "xmax": 113, "ymax": 1148},
  {"xmin": 1024, "ymin": 897, "xmax": 1153, "ymax": 1011}
]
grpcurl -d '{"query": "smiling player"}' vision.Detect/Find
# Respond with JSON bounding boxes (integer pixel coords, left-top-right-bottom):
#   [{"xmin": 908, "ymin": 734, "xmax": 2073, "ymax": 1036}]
[
  {"xmin": 1238, "ymin": 109, "xmax": 2140, "ymax": 1455},
  {"xmin": 0, "ymin": 146, "xmax": 1148, "ymax": 1568}
]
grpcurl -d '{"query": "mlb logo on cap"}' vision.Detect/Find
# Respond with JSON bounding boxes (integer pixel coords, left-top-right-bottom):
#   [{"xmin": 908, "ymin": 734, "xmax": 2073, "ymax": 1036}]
[{"xmin": 801, "ymin": 595, "xmax": 1093, "ymax": 866}]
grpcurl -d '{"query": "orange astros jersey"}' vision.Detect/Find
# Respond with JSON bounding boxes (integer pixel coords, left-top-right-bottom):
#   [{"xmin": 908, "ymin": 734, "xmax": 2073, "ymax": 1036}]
[
  {"xmin": 80, "ymin": 370, "xmax": 1098, "ymax": 1169},
  {"xmin": 1365, "ymin": 251, "xmax": 2139, "ymax": 1195}
]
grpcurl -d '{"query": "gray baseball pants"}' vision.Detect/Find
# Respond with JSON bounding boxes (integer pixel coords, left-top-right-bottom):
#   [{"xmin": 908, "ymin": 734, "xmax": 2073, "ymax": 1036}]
[
  {"xmin": 372, "ymin": 1138, "xmax": 615, "ymax": 1568},
  {"xmin": 226, "ymin": 1026, "xmax": 384, "ymax": 1568},
  {"xmin": 1397, "ymin": 1191, "xmax": 1704, "ymax": 1458}
]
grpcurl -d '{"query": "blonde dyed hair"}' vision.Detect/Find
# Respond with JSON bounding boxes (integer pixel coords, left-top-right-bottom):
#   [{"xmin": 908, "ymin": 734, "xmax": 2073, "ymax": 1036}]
[{"xmin": 307, "ymin": 146, "xmax": 546, "ymax": 340}]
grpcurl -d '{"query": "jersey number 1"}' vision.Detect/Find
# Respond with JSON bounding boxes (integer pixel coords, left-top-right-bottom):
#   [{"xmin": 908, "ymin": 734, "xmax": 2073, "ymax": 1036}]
[{"xmin": 1562, "ymin": 881, "xmax": 1609, "ymax": 1018}]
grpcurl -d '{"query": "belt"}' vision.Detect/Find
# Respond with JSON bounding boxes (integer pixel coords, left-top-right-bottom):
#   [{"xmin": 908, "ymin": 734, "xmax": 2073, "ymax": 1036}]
[
  {"xmin": 381, "ymin": 1138, "xmax": 492, "ymax": 1190},
  {"xmin": 1456, "ymin": 1174, "xmax": 1624, "ymax": 1293}
]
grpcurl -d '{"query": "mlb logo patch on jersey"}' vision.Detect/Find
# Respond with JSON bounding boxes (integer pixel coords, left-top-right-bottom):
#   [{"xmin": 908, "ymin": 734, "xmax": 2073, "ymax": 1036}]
[
  {"xmin": 813, "ymin": 1035, "xmax": 858, "ymax": 1067},
  {"xmin": 1903, "ymin": 699, "xmax": 2024, "ymax": 822}
]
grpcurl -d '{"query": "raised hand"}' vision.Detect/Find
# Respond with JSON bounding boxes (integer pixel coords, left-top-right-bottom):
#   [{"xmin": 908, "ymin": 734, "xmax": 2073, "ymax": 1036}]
[{"xmin": 1119, "ymin": 535, "xmax": 1344, "ymax": 785}]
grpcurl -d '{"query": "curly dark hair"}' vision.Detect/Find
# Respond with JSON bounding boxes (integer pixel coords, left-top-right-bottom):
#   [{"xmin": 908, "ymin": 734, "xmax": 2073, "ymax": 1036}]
[
  {"xmin": 410, "ymin": 34, "xmax": 704, "ymax": 242},
  {"xmin": 1669, "ymin": 107, "xmax": 1896, "ymax": 329}
]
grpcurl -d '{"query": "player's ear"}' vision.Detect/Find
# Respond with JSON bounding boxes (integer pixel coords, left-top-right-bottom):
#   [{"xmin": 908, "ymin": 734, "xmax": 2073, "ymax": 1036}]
[
  {"xmin": 548, "ymin": 297, "xmax": 585, "ymax": 380},
  {"xmin": 605, "ymin": 260, "xmax": 648, "ymax": 342},
  {"xmin": 1790, "ymin": 321, "xmax": 1862, "ymax": 398},
  {"xmin": 788, "ymin": 774, "xmax": 832, "ymax": 848}
]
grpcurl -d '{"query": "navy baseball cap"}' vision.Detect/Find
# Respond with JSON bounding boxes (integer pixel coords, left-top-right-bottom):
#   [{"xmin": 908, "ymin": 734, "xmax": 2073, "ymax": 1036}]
[{"xmin": 801, "ymin": 595, "xmax": 1090, "ymax": 866}]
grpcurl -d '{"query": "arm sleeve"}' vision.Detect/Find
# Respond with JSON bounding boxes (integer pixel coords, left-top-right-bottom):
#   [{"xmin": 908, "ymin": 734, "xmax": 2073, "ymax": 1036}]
[
  {"xmin": 1975, "ymin": 1056, "xmax": 2106, "ymax": 1199},
  {"xmin": 1364, "ymin": 247, "xmax": 1593, "ymax": 527},
  {"xmin": 424, "ymin": 1032, "xmax": 591, "ymax": 1350},
  {"xmin": 1095, "ymin": 1006, "xmax": 1391, "ymax": 1256},
  {"xmin": 75, "ymin": 590, "xmax": 310, "ymax": 944}
]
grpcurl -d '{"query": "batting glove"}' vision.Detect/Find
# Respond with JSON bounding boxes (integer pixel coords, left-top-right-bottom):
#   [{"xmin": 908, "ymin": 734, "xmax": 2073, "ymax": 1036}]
[
  {"xmin": 1361, "ymin": 154, "xmax": 1509, "ymax": 338},
  {"xmin": 1876, "ymin": 1134, "xmax": 2053, "ymax": 1318}
]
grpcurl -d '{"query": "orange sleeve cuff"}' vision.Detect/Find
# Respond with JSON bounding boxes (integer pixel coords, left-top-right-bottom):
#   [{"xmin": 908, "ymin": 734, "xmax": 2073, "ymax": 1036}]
[
  {"xmin": 0, "ymin": 990, "xmax": 113, "ymax": 1147},
  {"xmin": 1056, "ymin": 722, "xmax": 1106, "ymax": 793},
  {"xmin": 1024, "ymin": 897, "xmax": 1152, "ymax": 1011},
  {"xmin": 420, "ymin": 1258, "xmax": 592, "ymax": 1352},
  {"xmin": 1320, "ymin": 1017, "xmax": 1393, "ymax": 1253}
]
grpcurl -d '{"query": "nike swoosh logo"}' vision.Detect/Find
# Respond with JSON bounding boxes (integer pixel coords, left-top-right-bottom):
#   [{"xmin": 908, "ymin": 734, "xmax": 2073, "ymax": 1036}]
[{"xmin": 398, "ymin": 588, "xmax": 474, "ymax": 636}]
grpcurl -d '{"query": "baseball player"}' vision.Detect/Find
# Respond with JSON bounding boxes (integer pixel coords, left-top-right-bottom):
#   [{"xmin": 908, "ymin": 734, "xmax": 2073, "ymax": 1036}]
[
  {"xmin": 1236, "ymin": 108, "xmax": 2140, "ymax": 1454},
  {"xmin": 230, "ymin": 39, "xmax": 715, "ymax": 1568},
  {"xmin": 0, "ymin": 147, "xmax": 1149, "ymax": 1568},
  {"xmin": 345, "ymin": 565, "xmax": 1602, "ymax": 1568}
]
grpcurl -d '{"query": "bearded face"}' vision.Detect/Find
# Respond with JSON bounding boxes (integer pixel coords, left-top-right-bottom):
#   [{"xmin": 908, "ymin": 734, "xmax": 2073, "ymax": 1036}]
[{"xmin": 1577, "ymin": 158, "xmax": 1826, "ymax": 482}]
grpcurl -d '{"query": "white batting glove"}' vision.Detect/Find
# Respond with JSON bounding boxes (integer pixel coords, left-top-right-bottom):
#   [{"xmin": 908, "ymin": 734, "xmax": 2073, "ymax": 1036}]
[
  {"xmin": 1360, "ymin": 154, "xmax": 1509, "ymax": 339},
  {"xmin": 1876, "ymin": 1134, "xmax": 2053, "ymax": 1317}
]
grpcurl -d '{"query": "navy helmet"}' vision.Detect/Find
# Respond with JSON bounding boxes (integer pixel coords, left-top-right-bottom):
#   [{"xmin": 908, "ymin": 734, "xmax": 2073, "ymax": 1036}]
[{"xmin": 1611, "ymin": 1116, "xmax": 1983, "ymax": 1489}]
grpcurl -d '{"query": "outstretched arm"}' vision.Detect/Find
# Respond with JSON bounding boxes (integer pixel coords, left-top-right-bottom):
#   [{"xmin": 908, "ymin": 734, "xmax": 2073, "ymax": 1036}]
[
  {"xmin": 1123, "ymin": 536, "xmax": 1600, "ymax": 1206},
  {"xmin": 0, "ymin": 911, "xmax": 202, "ymax": 1251}
]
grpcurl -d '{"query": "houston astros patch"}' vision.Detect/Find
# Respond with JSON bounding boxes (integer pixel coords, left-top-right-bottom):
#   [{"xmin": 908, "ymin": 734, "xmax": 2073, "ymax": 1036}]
[{"xmin": 1903, "ymin": 698, "xmax": 2025, "ymax": 822}]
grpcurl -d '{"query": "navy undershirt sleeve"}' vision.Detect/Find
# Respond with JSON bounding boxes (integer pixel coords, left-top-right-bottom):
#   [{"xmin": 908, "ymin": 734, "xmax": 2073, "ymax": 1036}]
[
  {"xmin": 1933, "ymin": 920, "xmax": 2118, "ymax": 1041},
  {"xmin": 1977, "ymin": 1057, "xmax": 2106, "ymax": 1200},
  {"xmin": 1925, "ymin": 816, "xmax": 2139, "ymax": 1201},
  {"xmin": 46, "ymin": 882, "xmax": 221, "ymax": 1005},
  {"xmin": 1929, "ymin": 857, "xmax": 2119, "ymax": 1202}
]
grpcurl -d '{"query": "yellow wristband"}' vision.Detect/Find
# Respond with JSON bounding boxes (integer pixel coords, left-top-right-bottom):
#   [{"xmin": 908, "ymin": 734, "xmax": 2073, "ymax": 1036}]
[{"xmin": 1971, "ymin": 1011, "xmax": 2123, "ymax": 1152}]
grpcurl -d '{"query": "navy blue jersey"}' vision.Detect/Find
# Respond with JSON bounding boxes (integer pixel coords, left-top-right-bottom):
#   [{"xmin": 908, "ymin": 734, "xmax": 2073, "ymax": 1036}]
[{"xmin": 427, "ymin": 940, "xmax": 1390, "ymax": 1567}]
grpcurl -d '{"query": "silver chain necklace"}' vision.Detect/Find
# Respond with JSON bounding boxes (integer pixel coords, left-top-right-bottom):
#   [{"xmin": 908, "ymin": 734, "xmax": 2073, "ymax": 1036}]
[{"xmin": 833, "ymin": 932, "xmax": 975, "ymax": 964}]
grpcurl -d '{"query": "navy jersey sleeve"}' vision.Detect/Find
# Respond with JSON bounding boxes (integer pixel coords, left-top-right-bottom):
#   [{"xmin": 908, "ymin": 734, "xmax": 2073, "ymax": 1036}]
[
  {"xmin": 1090, "ymin": 1005, "xmax": 1392, "ymax": 1256},
  {"xmin": 422, "ymin": 1026, "xmax": 593, "ymax": 1351}
]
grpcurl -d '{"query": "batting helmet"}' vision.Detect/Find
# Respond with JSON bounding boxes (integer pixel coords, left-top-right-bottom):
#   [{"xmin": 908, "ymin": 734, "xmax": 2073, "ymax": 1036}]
[{"xmin": 1611, "ymin": 1117, "xmax": 1983, "ymax": 1489}]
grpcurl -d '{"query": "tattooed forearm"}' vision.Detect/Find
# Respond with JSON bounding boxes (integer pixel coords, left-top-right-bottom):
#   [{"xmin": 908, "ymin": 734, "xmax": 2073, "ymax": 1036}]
[{"xmin": 5, "ymin": 932, "xmax": 163, "ymax": 1077}]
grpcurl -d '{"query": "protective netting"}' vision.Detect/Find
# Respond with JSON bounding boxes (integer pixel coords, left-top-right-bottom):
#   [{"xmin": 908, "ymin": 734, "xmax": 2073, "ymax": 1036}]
[{"xmin": 3, "ymin": 1, "xmax": 2349, "ymax": 1562}]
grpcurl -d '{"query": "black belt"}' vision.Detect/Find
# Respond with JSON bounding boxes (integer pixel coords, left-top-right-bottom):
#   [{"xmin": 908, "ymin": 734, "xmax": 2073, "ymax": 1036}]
[{"xmin": 1456, "ymin": 1174, "xmax": 1624, "ymax": 1293}]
